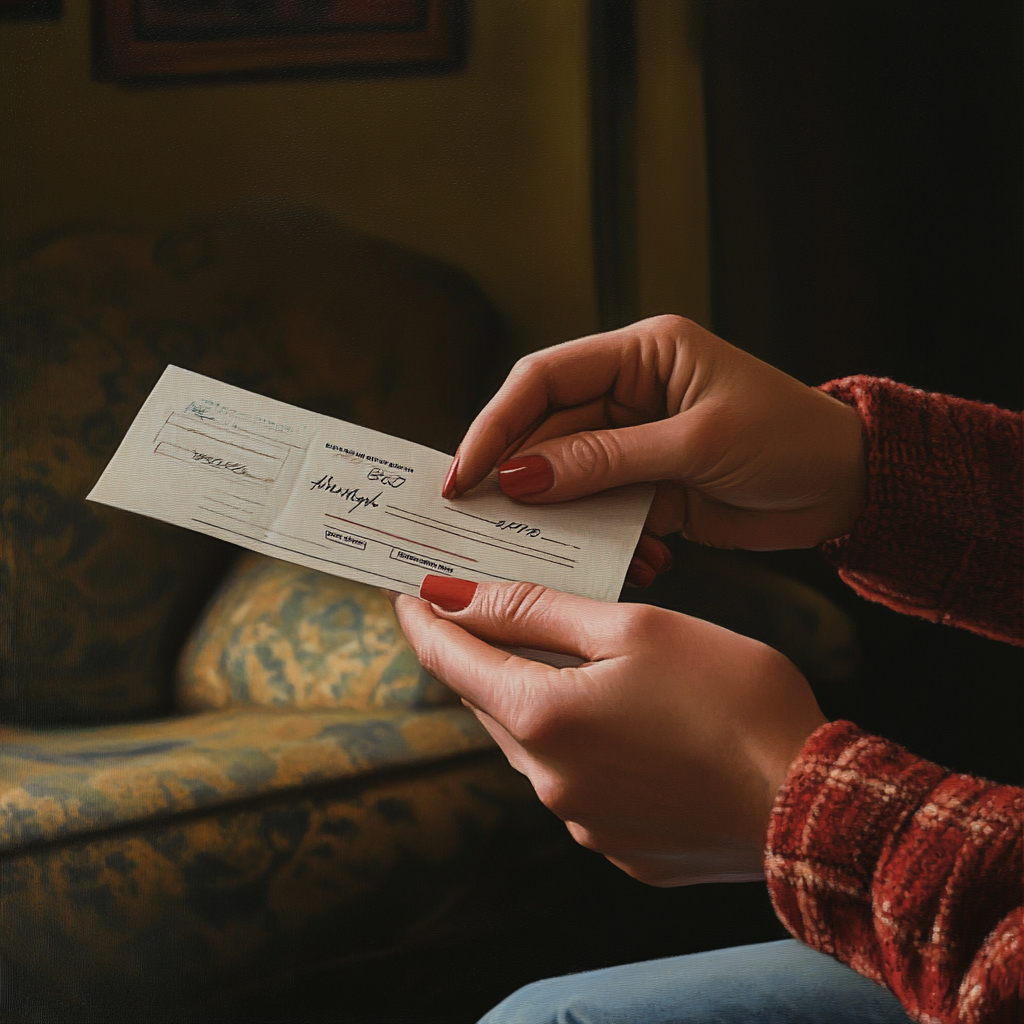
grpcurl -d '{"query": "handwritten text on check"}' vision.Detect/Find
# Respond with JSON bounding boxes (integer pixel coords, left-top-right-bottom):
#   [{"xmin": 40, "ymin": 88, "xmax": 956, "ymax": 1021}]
[{"xmin": 88, "ymin": 366, "xmax": 654, "ymax": 603}]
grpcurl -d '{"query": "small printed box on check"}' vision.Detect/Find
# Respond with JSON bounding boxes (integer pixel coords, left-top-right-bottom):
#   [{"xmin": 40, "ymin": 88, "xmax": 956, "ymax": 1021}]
[
  {"xmin": 324, "ymin": 529, "xmax": 367, "ymax": 551},
  {"xmin": 88, "ymin": 366, "xmax": 654, "ymax": 603}
]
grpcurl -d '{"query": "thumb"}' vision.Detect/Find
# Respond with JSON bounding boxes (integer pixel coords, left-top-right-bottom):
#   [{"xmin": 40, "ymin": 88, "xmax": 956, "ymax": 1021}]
[
  {"xmin": 498, "ymin": 418, "xmax": 691, "ymax": 503},
  {"xmin": 418, "ymin": 576, "xmax": 620, "ymax": 663},
  {"xmin": 393, "ymin": 576, "xmax": 615, "ymax": 732}
]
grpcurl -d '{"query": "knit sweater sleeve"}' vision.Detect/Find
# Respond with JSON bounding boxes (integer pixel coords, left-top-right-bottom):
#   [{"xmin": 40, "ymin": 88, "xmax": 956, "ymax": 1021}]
[
  {"xmin": 816, "ymin": 376, "xmax": 1023, "ymax": 645},
  {"xmin": 765, "ymin": 722, "xmax": 1023, "ymax": 1024},
  {"xmin": 764, "ymin": 379, "xmax": 1023, "ymax": 1023}
]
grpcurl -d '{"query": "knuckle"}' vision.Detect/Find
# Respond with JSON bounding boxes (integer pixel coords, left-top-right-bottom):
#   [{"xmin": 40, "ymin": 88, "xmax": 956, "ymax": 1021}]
[
  {"xmin": 533, "ymin": 776, "xmax": 571, "ymax": 818},
  {"xmin": 413, "ymin": 635, "xmax": 447, "ymax": 684},
  {"xmin": 616, "ymin": 601, "xmax": 666, "ymax": 642},
  {"xmin": 510, "ymin": 692, "xmax": 569, "ymax": 748},
  {"xmin": 567, "ymin": 430, "xmax": 621, "ymax": 479},
  {"xmin": 565, "ymin": 820, "xmax": 601, "ymax": 851},
  {"xmin": 481, "ymin": 580, "xmax": 550, "ymax": 626},
  {"xmin": 651, "ymin": 313, "xmax": 693, "ymax": 335},
  {"xmin": 508, "ymin": 350, "xmax": 551, "ymax": 387},
  {"xmin": 508, "ymin": 353, "xmax": 536, "ymax": 380}
]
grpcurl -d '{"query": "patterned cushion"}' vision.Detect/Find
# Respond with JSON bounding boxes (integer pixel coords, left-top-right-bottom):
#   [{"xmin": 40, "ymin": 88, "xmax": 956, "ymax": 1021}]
[
  {"xmin": 177, "ymin": 553, "xmax": 456, "ymax": 712},
  {"xmin": 0, "ymin": 704, "xmax": 492, "ymax": 849},
  {"xmin": 0, "ymin": 707, "xmax": 539, "ymax": 1020},
  {"xmin": 0, "ymin": 210, "xmax": 504, "ymax": 724}
]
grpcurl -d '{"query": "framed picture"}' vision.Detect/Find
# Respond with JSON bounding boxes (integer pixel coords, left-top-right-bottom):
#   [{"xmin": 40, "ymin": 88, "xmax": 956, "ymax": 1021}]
[{"xmin": 92, "ymin": 0, "xmax": 465, "ymax": 84}]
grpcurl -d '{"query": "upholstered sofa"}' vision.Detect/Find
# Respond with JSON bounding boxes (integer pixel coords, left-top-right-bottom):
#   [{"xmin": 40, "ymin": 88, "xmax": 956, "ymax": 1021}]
[{"xmin": 0, "ymin": 211, "xmax": 860, "ymax": 1023}]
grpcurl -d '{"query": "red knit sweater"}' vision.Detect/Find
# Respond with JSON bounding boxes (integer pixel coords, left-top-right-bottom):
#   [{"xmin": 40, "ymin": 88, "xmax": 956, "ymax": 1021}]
[{"xmin": 765, "ymin": 377, "xmax": 1023, "ymax": 1024}]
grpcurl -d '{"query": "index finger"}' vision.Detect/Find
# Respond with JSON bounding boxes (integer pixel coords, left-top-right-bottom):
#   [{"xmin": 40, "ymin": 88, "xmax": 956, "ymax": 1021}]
[
  {"xmin": 452, "ymin": 328, "xmax": 647, "ymax": 495},
  {"xmin": 392, "ymin": 593, "xmax": 559, "ymax": 728}
]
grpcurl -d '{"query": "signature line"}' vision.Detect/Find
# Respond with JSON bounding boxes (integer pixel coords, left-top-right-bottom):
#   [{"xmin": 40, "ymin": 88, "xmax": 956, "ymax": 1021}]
[
  {"xmin": 396, "ymin": 506, "xmax": 578, "ymax": 562},
  {"xmin": 385, "ymin": 511, "xmax": 574, "ymax": 570},
  {"xmin": 324, "ymin": 513, "xmax": 479, "ymax": 563},
  {"xmin": 191, "ymin": 520, "xmax": 412, "ymax": 587},
  {"xmin": 445, "ymin": 506, "xmax": 581, "ymax": 551}
]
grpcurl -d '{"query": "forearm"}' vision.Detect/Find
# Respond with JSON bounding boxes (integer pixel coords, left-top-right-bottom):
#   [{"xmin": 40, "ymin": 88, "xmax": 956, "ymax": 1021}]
[
  {"xmin": 765, "ymin": 720, "xmax": 1023, "ymax": 1023},
  {"xmin": 817, "ymin": 377, "xmax": 1023, "ymax": 645}
]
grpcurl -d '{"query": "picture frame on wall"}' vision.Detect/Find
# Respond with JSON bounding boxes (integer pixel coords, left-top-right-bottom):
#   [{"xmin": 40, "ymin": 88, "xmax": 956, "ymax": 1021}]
[{"xmin": 92, "ymin": 0, "xmax": 465, "ymax": 84}]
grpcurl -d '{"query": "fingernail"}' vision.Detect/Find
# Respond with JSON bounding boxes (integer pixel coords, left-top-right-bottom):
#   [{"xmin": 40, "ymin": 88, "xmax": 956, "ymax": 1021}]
[
  {"xmin": 637, "ymin": 534, "xmax": 673, "ymax": 573},
  {"xmin": 442, "ymin": 452, "xmax": 460, "ymax": 499},
  {"xmin": 625, "ymin": 558, "xmax": 656, "ymax": 588},
  {"xmin": 420, "ymin": 574, "xmax": 478, "ymax": 611},
  {"xmin": 499, "ymin": 455, "xmax": 554, "ymax": 498}
]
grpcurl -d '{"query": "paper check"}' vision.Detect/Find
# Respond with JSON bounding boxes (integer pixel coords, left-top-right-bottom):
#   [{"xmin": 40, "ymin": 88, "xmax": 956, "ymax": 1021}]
[{"xmin": 88, "ymin": 366, "xmax": 654, "ymax": 603}]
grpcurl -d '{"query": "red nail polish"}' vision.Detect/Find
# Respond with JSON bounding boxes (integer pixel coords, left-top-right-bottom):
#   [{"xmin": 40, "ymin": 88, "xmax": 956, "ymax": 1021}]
[
  {"xmin": 499, "ymin": 455, "xmax": 554, "ymax": 498},
  {"xmin": 636, "ymin": 534, "xmax": 673, "ymax": 573},
  {"xmin": 420, "ymin": 575, "xmax": 478, "ymax": 611},
  {"xmin": 625, "ymin": 558, "xmax": 656, "ymax": 588},
  {"xmin": 442, "ymin": 453, "xmax": 460, "ymax": 499}
]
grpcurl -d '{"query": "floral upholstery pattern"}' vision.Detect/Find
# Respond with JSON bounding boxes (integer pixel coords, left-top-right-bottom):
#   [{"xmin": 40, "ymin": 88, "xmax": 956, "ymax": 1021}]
[
  {"xmin": 0, "ymin": 701, "xmax": 539, "ymax": 1020},
  {"xmin": 178, "ymin": 553, "xmax": 457, "ymax": 713},
  {"xmin": 0, "ymin": 705, "xmax": 493, "ymax": 848},
  {"xmin": 2, "ymin": 730, "xmax": 541, "ymax": 1020},
  {"xmin": 0, "ymin": 210, "xmax": 505, "ymax": 725}
]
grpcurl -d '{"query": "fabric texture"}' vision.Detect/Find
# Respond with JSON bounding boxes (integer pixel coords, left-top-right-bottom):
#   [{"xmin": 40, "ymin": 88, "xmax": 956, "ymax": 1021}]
[
  {"xmin": 3, "ymin": 748, "xmax": 540, "ymax": 1019},
  {"xmin": 0, "ymin": 210, "xmax": 503, "ymax": 724},
  {"xmin": 765, "ymin": 378, "xmax": 1023, "ymax": 1024},
  {"xmin": 0, "ymin": 704, "xmax": 493, "ymax": 848},
  {"xmin": 818, "ymin": 376, "xmax": 1023, "ymax": 645},
  {"xmin": 478, "ymin": 939, "xmax": 914, "ymax": 1024},
  {"xmin": 177, "ymin": 552, "xmax": 457, "ymax": 712}
]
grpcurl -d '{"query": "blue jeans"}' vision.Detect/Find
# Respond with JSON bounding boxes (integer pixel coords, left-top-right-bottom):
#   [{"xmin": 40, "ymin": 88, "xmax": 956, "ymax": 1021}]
[{"xmin": 478, "ymin": 939, "xmax": 914, "ymax": 1024}]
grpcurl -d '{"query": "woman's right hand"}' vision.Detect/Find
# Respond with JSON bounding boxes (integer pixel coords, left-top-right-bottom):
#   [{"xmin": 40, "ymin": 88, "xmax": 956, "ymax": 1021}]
[{"xmin": 444, "ymin": 315, "xmax": 866, "ymax": 553}]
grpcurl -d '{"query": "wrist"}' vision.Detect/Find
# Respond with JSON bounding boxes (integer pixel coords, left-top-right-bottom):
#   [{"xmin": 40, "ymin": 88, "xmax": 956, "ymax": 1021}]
[
  {"xmin": 819, "ymin": 396, "xmax": 868, "ymax": 541},
  {"xmin": 745, "ymin": 657, "xmax": 828, "ymax": 853}
]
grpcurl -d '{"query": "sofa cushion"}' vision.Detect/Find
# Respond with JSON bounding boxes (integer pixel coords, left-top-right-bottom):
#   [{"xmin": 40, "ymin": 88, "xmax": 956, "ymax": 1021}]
[
  {"xmin": 177, "ymin": 552, "xmax": 456, "ymax": 712},
  {"xmin": 0, "ymin": 210, "xmax": 505, "ymax": 724},
  {"xmin": 0, "ymin": 722, "xmax": 539, "ymax": 1022},
  {"xmin": 0, "ymin": 704, "xmax": 492, "ymax": 850}
]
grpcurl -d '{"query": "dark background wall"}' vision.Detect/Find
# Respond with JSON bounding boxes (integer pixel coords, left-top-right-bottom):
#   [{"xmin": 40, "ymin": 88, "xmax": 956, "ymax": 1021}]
[
  {"xmin": 701, "ymin": 0, "xmax": 1022, "ymax": 791},
  {"xmin": 703, "ymin": 0, "xmax": 1022, "ymax": 410}
]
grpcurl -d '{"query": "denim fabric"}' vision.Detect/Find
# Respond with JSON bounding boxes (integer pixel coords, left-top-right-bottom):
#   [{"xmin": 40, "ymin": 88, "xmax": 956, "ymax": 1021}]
[{"xmin": 479, "ymin": 939, "xmax": 914, "ymax": 1024}]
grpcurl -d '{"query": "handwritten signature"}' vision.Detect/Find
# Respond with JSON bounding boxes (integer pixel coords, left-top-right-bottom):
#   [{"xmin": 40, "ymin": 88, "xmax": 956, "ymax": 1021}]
[
  {"xmin": 191, "ymin": 451, "xmax": 249, "ymax": 475},
  {"xmin": 310, "ymin": 475, "xmax": 382, "ymax": 514}
]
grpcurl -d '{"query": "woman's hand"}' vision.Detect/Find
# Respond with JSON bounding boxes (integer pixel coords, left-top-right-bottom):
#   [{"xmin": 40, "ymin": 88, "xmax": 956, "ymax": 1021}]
[
  {"xmin": 444, "ymin": 315, "xmax": 866, "ymax": 555},
  {"xmin": 393, "ymin": 575, "xmax": 827, "ymax": 887}
]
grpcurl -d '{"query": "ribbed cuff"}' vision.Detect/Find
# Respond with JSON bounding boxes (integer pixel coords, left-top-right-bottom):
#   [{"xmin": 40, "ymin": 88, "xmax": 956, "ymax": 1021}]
[
  {"xmin": 815, "ymin": 376, "xmax": 1023, "ymax": 642},
  {"xmin": 764, "ymin": 719, "xmax": 947, "ymax": 963}
]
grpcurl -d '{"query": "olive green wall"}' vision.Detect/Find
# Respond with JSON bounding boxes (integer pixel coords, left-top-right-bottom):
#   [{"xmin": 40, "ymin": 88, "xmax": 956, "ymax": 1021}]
[{"xmin": 1, "ymin": 1, "xmax": 708, "ymax": 353}]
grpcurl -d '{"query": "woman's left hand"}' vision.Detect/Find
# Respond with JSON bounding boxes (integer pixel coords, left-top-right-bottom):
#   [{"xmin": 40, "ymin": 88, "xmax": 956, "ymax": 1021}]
[{"xmin": 393, "ymin": 576, "xmax": 827, "ymax": 887}]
